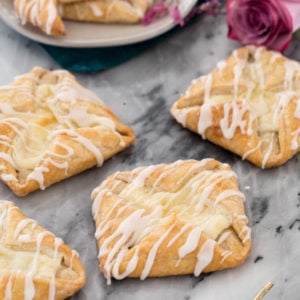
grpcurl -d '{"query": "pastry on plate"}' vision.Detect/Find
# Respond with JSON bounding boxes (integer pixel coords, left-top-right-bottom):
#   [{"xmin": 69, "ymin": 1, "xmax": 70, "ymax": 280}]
[
  {"xmin": 0, "ymin": 67, "xmax": 135, "ymax": 196},
  {"xmin": 13, "ymin": 0, "xmax": 155, "ymax": 35},
  {"xmin": 171, "ymin": 46, "xmax": 300, "ymax": 168},
  {"xmin": 0, "ymin": 200, "xmax": 86, "ymax": 299},
  {"xmin": 59, "ymin": 0, "xmax": 154, "ymax": 24},
  {"xmin": 14, "ymin": 0, "xmax": 65, "ymax": 35},
  {"xmin": 91, "ymin": 159, "xmax": 251, "ymax": 283}
]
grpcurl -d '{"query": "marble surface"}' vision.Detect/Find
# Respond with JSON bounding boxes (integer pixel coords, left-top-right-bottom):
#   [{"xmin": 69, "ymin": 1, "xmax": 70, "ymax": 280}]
[{"xmin": 1, "ymin": 11, "xmax": 300, "ymax": 300}]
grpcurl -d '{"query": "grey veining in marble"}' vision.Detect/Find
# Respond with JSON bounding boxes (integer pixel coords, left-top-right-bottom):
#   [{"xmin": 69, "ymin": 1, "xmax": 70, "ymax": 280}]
[{"xmin": 1, "ymin": 11, "xmax": 300, "ymax": 300}]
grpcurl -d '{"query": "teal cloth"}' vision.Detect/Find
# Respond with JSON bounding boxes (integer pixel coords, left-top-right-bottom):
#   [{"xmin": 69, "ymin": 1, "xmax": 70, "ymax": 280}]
[
  {"xmin": 41, "ymin": 1, "xmax": 206, "ymax": 73},
  {"xmin": 41, "ymin": 31, "xmax": 170, "ymax": 73}
]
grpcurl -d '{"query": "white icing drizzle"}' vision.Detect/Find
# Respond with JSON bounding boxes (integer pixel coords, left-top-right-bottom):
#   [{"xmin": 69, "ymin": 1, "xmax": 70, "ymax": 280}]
[
  {"xmin": 254, "ymin": 47, "xmax": 265, "ymax": 90},
  {"xmin": 233, "ymin": 53, "xmax": 246, "ymax": 101},
  {"xmin": 91, "ymin": 185, "xmax": 110, "ymax": 217},
  {"xmin": 261, "ymin": 133, "xmax": 275, "ymax": 169},
  {"xmin": 173, "ymin": 107, "xmax": 190, "ymax": 127},
  {"xmin": 125, "ymin": 165, "xmax": 157, "ymax": 191},
  {"xmin": 27, "ymin": 166, "xmax": 49, "ymax": 190},
  {"xmin": 0, "ymin": 174, "xmax": 17, "ymax": 182},
  {"xmin": 48, "ymin": 276, "xmax": 56, "ymax": 300},
  {"xmin": 140, "ymin": 223, "xmax": 176, "ymax": 280},
  {"xmin": 4, "ymin": 274, "xmax": 13, "ymax": 300},
  {"xmin": 111, "ymin": 247, "xmax": 139, "ymax": 282},
  {"xmin": 242, "ymin": 141, "xmax": 262, "ymax": 160},
  {"xmin": 178, "ymin": 227, "xmax": 202, "ymax": 259},
  {"xmin": 92, "ymin": 160, "xmax": 250, "ymax": 282},
  {"xmin": 194, "ymin": 239, "xmax": 216, "ymax": 276},
  {"xmin": 0, "ymin": 201, "xmax": 81, "ymax": 299},
  {"xmin": 68, "ymin": 250, "xmax": 79, "ymax": 272},
  {"xmin": 95, "ymin": 197, "xmax": 125, "ymax": 240},
  {"xmin": 295, "ymin": 100, "xmax": 300, "ymax": 119},
  {"xmin": 53, "ymin": 129, "xmax": 104, "ymax": 166},
  {"xmin": 195, "ymin": 170, "xmax": 235, "ymax": 211},
  {"xmin": 0, "ymin": 153, "xmax": 17, "ymax": 169},
  {"xmin": 217, "ymin": 231, "xmax": 232, "ymax": 245},
  {"xmin": 175, "ymin": 159, "xmax": 209, "ymax": 186},
  {"xmin": 197, "ymin": 104, "xmax": 213, "ymax": 139},
  {"xmin": 220, "ymin": 101, "xmax": 252, "ymax": 139},
  {"xmin": 150, "ymin": 160, "xmax": 183, "ymax": 192},
  {"xmin": 235, "ymin": 214, "xmax": 249, "ymax": 222},
  {"xmin": 284, "ymin": 60, "xmax": 299, "ymax": 90},
  {"xmin": 291, "ymin": 128, "xmax": 300, "ymax": 150},
  {"xmin": 0, "ymin": 68, "xmax": 127, "ymax": 191},
  {"xmin": 172, "ymin": 46, "xmax": 300, "ymax": 167},
  {"xmin": 270, "ymin": 52, "xmax": 282, "ymax": 64},
  {"xmin": 24, "ymin": 272, "xmax": 35, "ymax": 300},
  {"xmin": 13, "ymin": 218, "xmax": 36, "ymax": 240},
  {"xmin": 273, "ymin": 92, "xmax": 295, "ymax": 125},
  {"xmin": 16, "ymin": 0, "xmax": 58, "ymax": 35},
  {"xmin": 167, "ymin": 223, "xmax": 190, "ymax": 247},
  {"xmin": 101, "ymin": 210, "xmax": 145, "ymax": 276},
  {"xmin": 214, "ymin": 190, "xmax": 245, "ymax": 208},
  {"xmin": 204, "ymin": 74, "xmax": 213, "ymax": 103},
  {"xmin": 88, "ymin": 2, "xmax": 103, "ymax": 16},
  {"xmin": 216, "ymin": 60, "xmax": 227, "ymax": 74},
  {"xmin": 220, "ymin": 250, "xmax": 232, "ymax": 264},
  {"xmin": 239, "ymin": 226, "xmax": 251, "ymax": 244}
]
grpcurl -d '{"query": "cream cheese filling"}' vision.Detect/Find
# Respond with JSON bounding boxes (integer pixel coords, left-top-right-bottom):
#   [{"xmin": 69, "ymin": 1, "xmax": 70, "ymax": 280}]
[
  {"xmin": 119, "ymin": 170, "xmax": 232, "ymax": 240},
  {"xmin": 0, "ymin": 244, "xmax": 62, "ymax": 278}
]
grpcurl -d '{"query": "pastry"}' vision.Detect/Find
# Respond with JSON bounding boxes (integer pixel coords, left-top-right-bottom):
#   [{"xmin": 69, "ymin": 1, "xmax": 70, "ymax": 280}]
[
  {"xmin": 171, "ymin": 46, "xmax": 300, "ymax": 168},
  {"xmin": 0, "ymin": 67, "xmax": 135, "ymax": 196},
  {"xmin": 0, "ymin": 200, "xmax": 86, "ymax": 299},
  {"xmin": 91, "ymin": 159, "xmax": 251, "ymax": 283},
  {"xmin": 59, "ymin": 0, "xmax": 154, "ymax": 24},
  {"xmin": 14, "ymin": 0, "xmax": 65, "ymax": 36}
]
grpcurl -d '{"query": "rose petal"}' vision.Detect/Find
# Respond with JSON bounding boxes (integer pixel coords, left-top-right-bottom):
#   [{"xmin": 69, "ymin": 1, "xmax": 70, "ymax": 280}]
[
  {"xmin": 226, "ymin": 0, "xmax": 294, "ymax": 52},
  {"xmin": 282, "ymin": 0, "xmax": 300, "ymax": 30}
]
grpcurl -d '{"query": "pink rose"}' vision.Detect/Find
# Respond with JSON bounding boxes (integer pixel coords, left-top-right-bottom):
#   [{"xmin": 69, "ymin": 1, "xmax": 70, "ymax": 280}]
[{"xmin": 226, "ymin": 0, "xmax": 300, "ymax": 52}]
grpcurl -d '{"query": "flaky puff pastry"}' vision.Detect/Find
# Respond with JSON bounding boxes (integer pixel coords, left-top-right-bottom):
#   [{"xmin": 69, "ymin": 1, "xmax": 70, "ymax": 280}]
[
  {"xmin": 171, "ymin": 46, "xmax": 300, "ymax": 168},
  {"xmin": 0, "ymin": 200, "xmax": 86, "ymax": 299},
  {"xmin": 91, "ymin": 159, "xmax": 251, "ymax": 283},
  {"xmin": 59, "ymin": 0, "xmax": 153, "ymax": 24},
  {"xmin": 14, "ymin": 0, "xmax": 65, "ymax": 35},
  {"xmin": 0, "ymin": 67, "xmax": 135, "ymax": 196}
]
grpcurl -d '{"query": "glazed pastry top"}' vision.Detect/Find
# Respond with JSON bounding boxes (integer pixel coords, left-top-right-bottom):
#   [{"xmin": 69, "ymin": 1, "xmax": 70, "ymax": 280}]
[
  {"xmin": 0, "ymin": 200, "xmax": 85, "ymax": 299},
  {"xmin": 0, "ymin": 67, "xmax": 134, "ymax": 195},
  {"xmin": 92, "ymin": 159, "xmax": 251, "ymax": 283},
  {"xmin": 14, "ymin": 0, "xmax": 65, "ymax": 35},
  {"xmin": 171, "ymin": 46, "xmax": 300, "ymax": 168}
]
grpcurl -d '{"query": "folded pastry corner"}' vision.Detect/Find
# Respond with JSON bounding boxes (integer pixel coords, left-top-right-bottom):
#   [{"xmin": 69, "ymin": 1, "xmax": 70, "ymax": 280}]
[
  {"xmin": 0, "ymin": 200, "xmax": 86, "ymax": 299},
  {"xmin": 14, "ymin": 0, "xmax": 65, "ymax": 36},
  {"xmin": 58, "ymin": 0, "xmax": 154, "ymax": 24},
  {"xmin": 91, "ymin": 159, "xmax": 251, "ymax": 283},
  {"xmin": 0, "ymin": 67, "xmax": 135, "ymax": 196},
  {"xmin": 171, "ymin": 46, "xmax": 300, "ymax": 168}
]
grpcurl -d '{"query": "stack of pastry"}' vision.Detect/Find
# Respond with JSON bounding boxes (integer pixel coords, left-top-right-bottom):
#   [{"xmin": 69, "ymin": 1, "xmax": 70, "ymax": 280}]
[{"xmin": 14, "ymin": 0, "xmax": 155, "ymax": 36}]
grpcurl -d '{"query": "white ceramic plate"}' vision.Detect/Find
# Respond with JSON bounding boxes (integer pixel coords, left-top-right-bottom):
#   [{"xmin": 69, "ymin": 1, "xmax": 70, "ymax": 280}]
[{"xmin": 0, "ymin": 0, "xmax": 197, "ymax": 48}]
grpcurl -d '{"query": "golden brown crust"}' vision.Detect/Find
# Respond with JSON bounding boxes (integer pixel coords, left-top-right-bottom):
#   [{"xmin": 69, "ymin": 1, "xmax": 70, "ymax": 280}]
[
  {"xmin": 14, "ymin": 0, "xmax": 65, "ymax": 36},
  {"xmin": 0, "ymin": 67, "xmax": 135, "ymax": 196},
  {"xmin": 0, "ymin": 200, "xmax": 86, "ymax": 299},
  {"xmin": 91, "ymin": 159, "xmax": 251, "ymax": 282},
  {"xmin": 59, "ymin": 0, "xmax": 152, "ymax": 24},
  {"xmin": 171, "ymin": 46, "xmax": 300, "ymax": 168}
]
